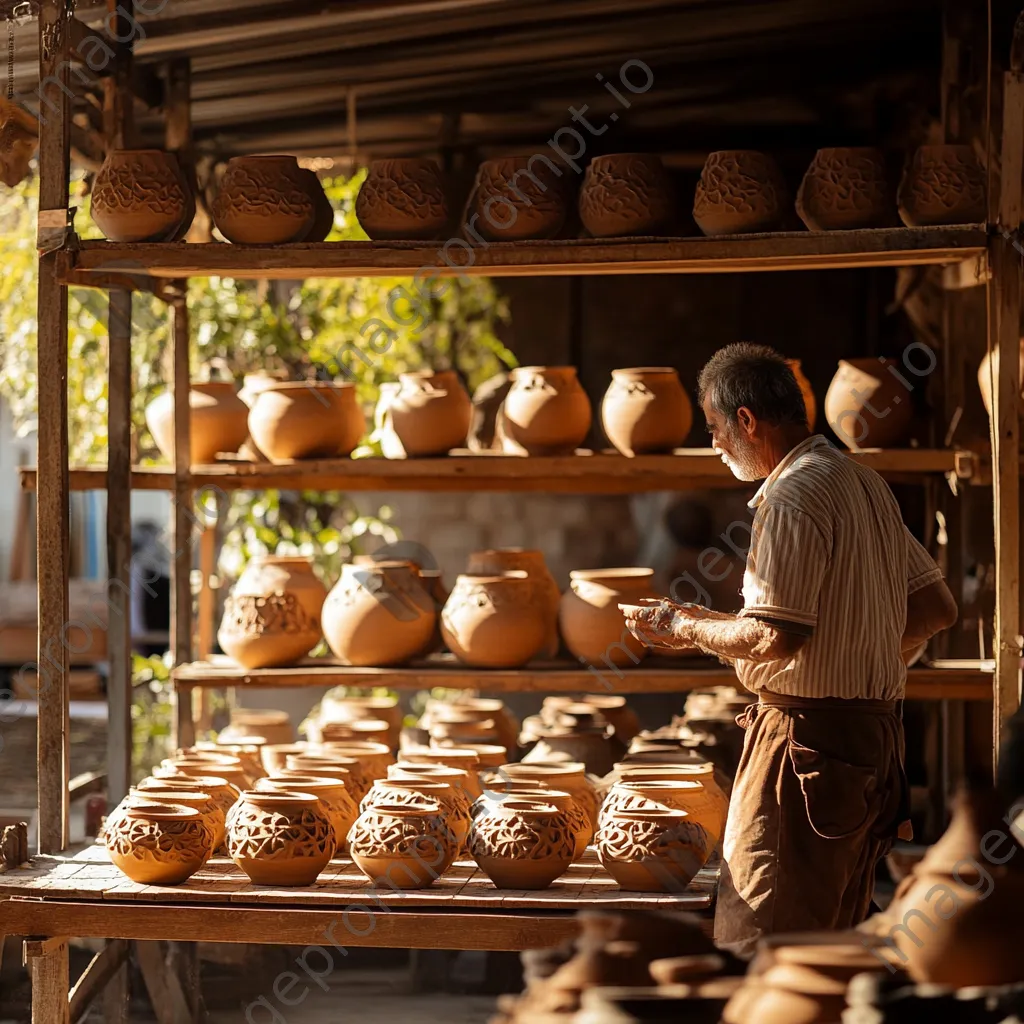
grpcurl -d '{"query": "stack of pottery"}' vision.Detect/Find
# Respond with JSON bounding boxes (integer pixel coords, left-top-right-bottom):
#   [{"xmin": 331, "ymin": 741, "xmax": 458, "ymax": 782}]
[
  {"xmin": 521, "ymin": 703, "xmax": 625, "ymax": 777},
  {"xmin": 378, "ymin": 369, "xmax": 473, "ymax": 457},
  {"xmin": 693, "ymin": 151, "xmax": 790, "ymax": 236},
  {"xmin": 494, "ymin": 762, "xmax": 600, "ymax": 833},
  {"xmin": 355, "ymin": 158, "xmax": 449, "ymax": 240},
  {"xmin": 247, "ymin": 381, "xmax": 365, "ymax": 461},
  {"xmin": 218, "ymin": 708, "xmax": 294, "ymax": 746},
  {"xmin": 145, "ymin": 379, "xmax": 250, "ymax": 466},
  {"xmin": 470, "ymin": 154, "xmax": 571, "ymax": 240},
  {"xmin": 132, "ymin": 778, "xmax": 230, "ymax": 850},
  {"xmin": 601, "ymin": 368, "xmax": 693, "ymax": 455},
  {"xmin": 529, "ymin": 695, "xmax": 641, "ymax": 747},
  {"xmin": 156, "ymin": 754, "xmax": 252, "ymax": 792},
  {"xmin": 824, "ymin": 358, "xmax": 912, "ymax": 450},
  {"xmin": 105, "ymin": 801, "xmax": 215, "ymax": 884},
  {"xmin": 92, "ymin": 149, "xmax": 195, "ymax": 242},
  {"xmin": 796, "ymin": 148, "xmax": 896, "ymax": 231},
  {"xmin": 255, "ymin": 773, "xmax": 358, "ymax": 854},
  {"xmin": 897, "ymin": 144, "xmax": 987, "ymax": 227},
  {"xmin": 579, "ymin": 154, "xmax": 676, "ymax": 237},
  {"xmin": 361, "ymin": 776, "xmax": 470, "ymax": 852},
  {"xmin": 312, "ymin": 693, "xmax": 402, "ymax": 749},
  {"xmin": 500, "ymin": 366, "xmax": 593, "ymax": 455},
  {"xmin": 420, "ymin": 696, "xmax": 520, "ymax": 755},
  {"xmin": 422, "ymin": 704, "xmax": 509, "ymax": 758},
  {"xmin": 190, "ymin": 742, "xmax": 266, "ymax": 783},
  {"xmin": 285, "ymin": 752, "xmax": 372, "ymax": 800}
]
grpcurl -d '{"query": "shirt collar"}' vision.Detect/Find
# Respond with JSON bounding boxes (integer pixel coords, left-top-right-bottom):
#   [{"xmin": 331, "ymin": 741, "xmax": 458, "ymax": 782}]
[{"xmin": 748, "ymin": 434, "xmax": 829, "ymax": 509}]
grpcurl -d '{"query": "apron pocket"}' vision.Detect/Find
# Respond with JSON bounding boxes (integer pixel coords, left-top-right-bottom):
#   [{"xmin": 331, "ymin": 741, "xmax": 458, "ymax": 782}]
[{"xmin": 787, "ymin": 739, "xmax": 879, "ymax": 841}]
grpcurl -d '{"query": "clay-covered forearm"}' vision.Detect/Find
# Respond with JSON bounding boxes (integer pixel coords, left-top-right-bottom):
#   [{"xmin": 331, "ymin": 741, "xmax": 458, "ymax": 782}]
[{"xmin": 676, "ymin": 614, "xmax": 795, "ymax": 663}]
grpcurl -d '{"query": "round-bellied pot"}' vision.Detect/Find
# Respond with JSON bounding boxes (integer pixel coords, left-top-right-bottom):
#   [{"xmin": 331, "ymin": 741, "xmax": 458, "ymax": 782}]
[
  {"xmin": 349, "ymin": 800, "xmax": 457, "ymax": 887},
  {"xmin": 382, "ymin": 369, "xmax": 473, "ymax": 457},
  {"xmin": 158, "ymin": 757, "xmax": 251, "ymax": 792},
  {"xmin": 255, "ymin": 774, "xmax": 358, "ymax": 854},
  {"xmin": 248, "ymin": 381, "xmax": 365, "ymax": 461},
  {"xmin": 596, "ymin": 808, "xmax": 711, "ymax": 892},
  {"xmin": 598, "ymin": 779, "xmax": 724, "ymax": 849},
  {"xmin": 218, "ymin": 555, "xmax": 326, "ymax": 669},
  {"xmin": 579, "ymin": 154, "xmax": 675, "ymax": 237},
  {"xmin": 212, "ymin": 155, "xmax": 315, "ymax": 244},
  {"xmin": 145, "ymin": 380, "xmax": 249, "ymax": 466},
  {"xmin": 471, "ymin": 154, "xmax": 568, "ymax": 240},
  {"xmin": 897, "ymin": 145, "xmax": 986, "ymax": 227},
  {"xmin": 361, "ymin": 778, "xmax": 469, "ymax": 851},
  {"xmin": 225, "ymin": 791, "xmax": 334, "ymax": 885},
  {"xmin": 319, "ymin": 741, "xmax": 395, "ymax": 781},
  {"xmin": 389, "ymin": 762, "xmax": 478, "ymax": 814},
  {"xmin": 469, "ymin": 798, "xmax": 575, "ymax": 889},
  {"xmin": 197, "ymin": 742, "xmax": 266, "ymax": 782},
  {"xmin": 523, "ymin": 703, "xmax": 623, "ymax": 777},
  {"xmin": 786, "ymin": 359, "xmax": 816, "ymax": 431},
  {"xmin": 559, "ymin": 568, "xmax": 655, "ymax": 667},
  {"xmin": 495, "ymin": 762, "xmax": 597, "ymax": 842},
  {"xmin": 318, "ymin": 694, "xmax": 402, "ymax": 749},
  {"xmin": 143, "ymin": 772, "xmax": 241, "ymax": 825},
  {"xmin": 238, "ymin": 370, "xmax": 291, "ymax": 409},
  {"xmin": 105, "ymin": 801, "xmax": 215, "ymax": 885},
  {"xmin": 824, "ymin": 358, "xmax": 912, "ymax": 451},
  {"xmin": 220, "ymin": 708, "xmax": 294, "ymax": 746},
  {"xmin": 457, "ymin": 743, "xmax": 513, "ymax": 770},
  {"xmin": 260, "ymin": 743, "xmax": 309, "ymax": 775},
  {"xmin": 441, "ymin": 572, "xmax": 546, "ymax": 668},
  {"xmin": 297, "ymin": 168, "xmax": 335, "ymax": 242},
  {"xmin": 130, "ymin": 783, "xmax": 227, "ymax": 851},
  {"xmin": 547, "ymin": 695, "xmax": 641, "ymax": 745},
  {"xmin": 693, "ymin": 150, "xmax": 789, "ymax": 236},
  {"xmin": 422, "ymin": 697, "xmax": 520, "ymax": 754},
  {"xmin": 475, "ymin": 784, "xmax": 589, "ymax": 862},
  {"xmin": 425, "ymin": 706, "xmax": 505, "ymax": 753},
  {"xmin": 92, "ymin": 149, "xmax": 192, "ymax": 242},
  {"xmin": 321, "ymin": 560, "xmax": 436, "ymax": 667},
  {"xmin": 610, "ymin": 764, "xmax": 728, "ymax": 843},
  {"xmin": 355, "ymin": 158, "xmax": 448, "ymax": 240},
  {"xmin": 601, "ymin": 368, "xmax": 692, "ymax": 456},
  {"xmin": 501, "ymin": 366, "xmax": 592, "ymax": 455},
  {"xmin": 796, "ymin": 148, "xmax": 895, "ymax": 231},
  {"xmin": 285, "ymin": 754, "xmax": 371, "ymax": 800}
]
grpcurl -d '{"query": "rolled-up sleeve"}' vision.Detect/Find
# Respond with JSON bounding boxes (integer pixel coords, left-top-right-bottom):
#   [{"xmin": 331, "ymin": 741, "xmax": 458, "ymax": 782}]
[
  {"xmin": 906, "ymin": 525, "xmax": 943, "ymax": 595},
  {"xmin": 739, "ymin": 502, "xmax": 829, "ymax": 635}
]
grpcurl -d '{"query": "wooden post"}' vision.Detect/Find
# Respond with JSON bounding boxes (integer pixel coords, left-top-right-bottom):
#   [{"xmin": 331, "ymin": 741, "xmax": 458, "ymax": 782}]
[{"xmin": 27, "ymin": 936, "xmax": 70, "ymax": 1024}]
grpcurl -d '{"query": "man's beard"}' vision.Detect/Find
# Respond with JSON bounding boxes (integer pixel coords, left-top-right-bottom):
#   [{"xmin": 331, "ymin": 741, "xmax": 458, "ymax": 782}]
[{"xmin": 719, "ymin": 427, "xmax": 762, "ymax": 481}]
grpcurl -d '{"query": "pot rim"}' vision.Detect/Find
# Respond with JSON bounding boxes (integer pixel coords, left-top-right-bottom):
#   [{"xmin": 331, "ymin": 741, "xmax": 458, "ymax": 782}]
[
  {"xmin": 614, "ymin": 779, "xmax": 703, "ymax": 792},
  {"xmin": 569, "ymin": 567, "xmax": 655, "ymax": 581},
  {"xmin": 288, "ymin": 753, "xmax": 359, "ymax": 766},
  {"xmin": 149, "ymin": 772, "xmax": 233, "ymax": 790},
  {"xmin": 131, "ymin": 787, "xmax": 210, "ymax": 802},
  {"xmin": 256, "ymin": 380, "xmax": 355, "ymax": 393},
  {"xmin": 403, "ymin": 748, "xmax": 480, "ymax": 764},
  {"xmin": 501, "ymin": 762, "xmax": 585, "ymax": 777},
  {"xmin": 124, "ymin": 800, "xmax": 202, "ymax": 821},
  {"xmin": 240, "ymin": 790, "xmax": 320, "ymax": 807},
  {"xmin": 319, "ymin": 741, "xmax": 391, "ymax": 755},
  {"xmin": 610, "ymin": 366, "xmax": 679, "ymax": 376},
  {"xmin": 259, "ymin": 774, "xmax": 346, "ymax": 790},
  {"xmin": 490, "ymin": 798, "xmax": 560, "ymax": 815},
  {"xmin": 602, "ymin": 807, "xmax": 691, "ymax": 821},
  {"xmin": 375, "ymin": 779, "xmax": 451, "ymax": 793},
  {"xmin": 363, "ymin": 800, "xmax": 444, "ymax": 816},
  {"xmin": 617, "ymin": 763, "xmax": 713, "ymax": 776},
  {"xmin": 454, "ymin": 571, "xmax": 530, "ymax": 584},
  {"xmin": 511, "ymin": 364, "xmax": 578, "ymax": 376},
  {"xmin": 226, "ymin": 153, "xmax": 300, "ymax": 164}
]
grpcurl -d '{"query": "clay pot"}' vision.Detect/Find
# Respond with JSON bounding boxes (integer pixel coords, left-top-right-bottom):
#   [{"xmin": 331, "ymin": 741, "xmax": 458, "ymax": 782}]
[
  {"xmin": 401, "ymin": 748, "xmax": 482, "ymax": 787},
  {"xmin": 693, "ymin": 151, "xmax": 789, "ymax": 236},
  {"xmin": 319, "ymin": 720, "xmax": 393, "ymax": 748},
  {"xmin": 220, "ymin": 709, "xmax": 294, "ymax": 746},
  {"xmin": 361, "ymin": 778, "xmax": 470, "ymax": 851},
  {"xmin": 105, "ymin": 801, "xmax": 215, "ymax": 885},
  {"xmin": 285, "ymin": 754, "xmax": 371, "ymax": 799},
  {"xmin": 260, "ymin": 743, "xmax": 309, "ymax": 775},
  {"xmin": 142, "ymin": 772, "xmax": 241, "ymax": 825},
  {"xmin": 898, "ymin": 145, "xmax": 987, "ymax": 227},
  {"xmin": 601, "ymin": 368, "xmax": 692, "ymax": 456},
  {"xmin": 218, "ymin": 556, "xmax": 326, "ymax": 669},
  {"xmin": 469, "ymin": 798, "xmax": 575, "ymax": 889},
  {"xmin": 596, "ymin": 808, "xmax": 711, "ymax": 892},
  {"xmin": 501, "ymin": 366, "xmax": 592, "ymax": 455},
  {"xmin": 425, "ymin": 706, "xmax": 505, "ymax": 753},
  {"xmin": 497, "ymin": 762, "xmax": 598, "ymax": 836},
  {"xmin": 225, "ymin": 791, "xmax": 334, "ymax": 885},
  {"xmin": 355, "ymin": 158, "xmax": 448, "ymax": 240},
  {"xmin": 158, "ymin": 758, "xmax": 251, "ymax": 792},
  {"xmin": 130, "ymin": 783, "xmax": 227, "ymax": 851},
  {"xmin": 786, "ymin": 359, "xmax": 817, "ymax": 431},
  {"xmin": 212, "ymin": 155, "xmax": 315, "ymax": 244},
  {"xmin": 579, "ymin": 154, "xmax": 676, "ymax": 237},
  {"xmin": 318, "ymin": 694, "xmax": 402, "ymax": 748},
  {"xmin": 92, "ymin": 149, "xmax": 193, "ymax": 242},
  {"xmin": 441, "ymin": 572, "xmax": 546, "ymax": 668},
  {"xmin": 471, "ymin": 154, "xmax": 568, "ymax": 240},
  {"xmin": 318, "ymin": 741, "xmax": 395, "ymax": 782},
  {"xmin": 549, "ymin": 695, "xmax": 641, "ymax": 745},
  {"xmin": 524, "ymin": 704, "xmax": 623, "ymax": 777},
  {"xmin": 454, "ymin": 743, "xmax": 509, "ymax": 770},
  {"xmin": 322, "ymin": 561, "xmax": 436, "ymax": 666},
  {"xmin": 476, "ymin": 784, "xmax": 589, "ymax": 862},
  {"xmin": 382, "ymin": 369, "xmax": 472, "ymax": 457},
  {"xmin": 238, "ymin": 370, "xmax": 291, "ymax": 409},
  {"xmin": 559, "ymin": 568, "xmax": 655, "ymax": 668},
  {"xmin": 389, "ymin": 761, "xmax": 479, "ymax": 809},
  {"xmin": 255, "ymin": 774, "xmax": 357, "ymax": 854},
  {"xmin": 824, "ymin": 358, "xmax": 912, "ymax": 451},
  {"xmin": 466, "ymin": 549, "xmax": 561, "ymax": 659},
  {"xmin": 423, "ymin": 697, "xmax": 520, "ymax": 753},
  {"xmin": 978, "ymin": 341, "xmax": 1024, "ymax": 418},
  {"xmin": 648, "ymin": 954, "xmax": 727, "ymax": 987},
  {"xmin": 145, "ymin": 380, "xmax": 249, "ymax": 466},
  {"xmin": 298, "ymin": 169, "xmax": 335, "ymax": 242},
  {"xmin": 796, "ymin": 148, "xmax": 896, "ymax": 231},
  {"xmin": 0, "ymin": 114, "xmax": 38, "ymax": 189},
  {"xmin": 196, "ymin": 742, "xmax": 266, "ymax": 782},
  {"xmin": 248, "ymin": 381, "xmax": 365, "ymax": 461},
  {"xmin": 611, "ymin": 765, "xmax": 729, "ymax": 843},
  {"xmin": 349, "ymin": 800, "xmax": 457, "ymax": 887}
]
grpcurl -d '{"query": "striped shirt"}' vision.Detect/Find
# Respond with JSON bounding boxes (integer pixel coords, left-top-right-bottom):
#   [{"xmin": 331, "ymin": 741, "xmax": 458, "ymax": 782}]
[{"xmin": 735, "ymin": 434, "xmax": 943, "ymax": 700}]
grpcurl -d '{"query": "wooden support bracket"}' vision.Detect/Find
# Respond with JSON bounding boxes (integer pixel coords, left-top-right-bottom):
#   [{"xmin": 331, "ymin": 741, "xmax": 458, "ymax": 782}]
[
  {"xmin": 68, "ymin": 939, "xmax": 130, "ymax": 1024},
  {"xmin": 24, "ymin": 935, "xmax": 70, "ymax": 960},
  {"xmin": 136, "ymin": 940, "xmax": 196, "ymax": 1024}
]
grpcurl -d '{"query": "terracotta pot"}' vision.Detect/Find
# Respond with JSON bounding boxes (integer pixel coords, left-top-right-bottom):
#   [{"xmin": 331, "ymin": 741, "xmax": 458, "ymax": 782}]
[
  {"xmin": 285, "ymin": 754, "xmax": 371, "ymax": 799},
  {"xmin": 218, "ymin": 556, "xmax": 326, "ymax": 669},
  {"xmin": 260, "ymin": 743, "xmax": 310, "ymax": 775},
  {"xmin": 423, "ymin": 697, "xmax": 520, "ymax": 753},
  {"xmin": 549, "ymin": 695, "xmax": 641, "ymax": 745},
  {"xmin": 322, "ymin": 561, "xmax": 436, "ymax": 666},
  {"xmin": 898, "ymin": 145, "xmax": 986, "ymax": 227},
  {"xmin": 470, "ymin": 798, "xmax": 575, "ymax": 889},
  {"xmin": 383, "ymin": 369, "xmax": 472, "ymax": 457},
  {"xmin": 142, "ymin": 772, "xmax": 241, "ymax": 825},
  {"xmin": 349, "ymin": 800, "xmax": 457, "ymax": 886},
  {"xmin": 389, "ymin": 761, "xmax": 479, "ymax": 809},
  {"xmin": 796, "ymin": 148, "xmax": 896, "ymax": 231},
  {"xmin": 318, "ymin": 741, "xmax": 395, "ymax": 781},
  {"xmin": 361, "ymin": 777, "xmax": 470, "ymax": 851},
  {"xmin": 225, "ymin": 790, "xmax": 334, "ymax": 885},
  {"xmin": 466, "ymin": 549, "xmax": 561, "ymax": 659},
  {"xmin": 476, "ymin": 784, "xmax": 589, "ymax": 862},
  {"xmin": 319, "ymin": 693, "xmax": 402, "ymax": 733},
  {"xmin": 559, "ymin": 568, "xmax": 655, "ymax": 668},
  {"xmin": 247, "ymin": 381, "xmax": 365, "ymax": 461},
  {"xmin": 355, "ymin": 158, "xmax": 448, "ymax": 240},
  {"xmin": 579, "ymin": 154, "xmax": 675, "ymax": 237},
  {"xmin": 693, "ymin": 150, "xmax": 789, "ymax": 236},
  {"xmin": 501, "ymin": 366, "xmax": 592, "ymax": 455},
  {"xmin": 426, "ymin": 707, "xmax": 505, "ymax": 753},
  {"xmin": 441, "ymin": 572, "xmax": 546, "ymax": 668},
  {"xmin": 121, "ymin": 785, "xmax": 226, "ymax": 852},
  {"xmin": 319, "ymin": 719, "xmax": 393, "ymax": 747},
  {"xmin": 298, "ymin": 168, "xmax": 335, "ymax": 242},
  {"xmin": 105, "ymin": 801, "xmax": 215, "ymax": 884},
  {"xmin": 220, "ymin": 709, "xmax": 294, "ymax": 746},
  {"xmin": 600, "ymin": 368, "xmax": 692, "ymax": 456},
  {"xmin": 596, "ymin": 808, "xmax": 710, "ymax": 892},
  {"xmin": 472, "ymin": 154, "xmax": 568, "ymax": 240},
  {"xmin": 448, "ymin": 743, "xmax": 507, "ymax": 770},
  {"xmin": 401, "ymin": 747, "xmax": 482, "ymax": 784},
  {"xmin": 648, "ymin": 953, "xmax": 727, "ymax": 987},
  {"xmin": 524, "ymin": 704, "xmax": 623, "ymax": 777},
  {"xmin": 92, "ymin": 149, "xmax": 192, "ymax": 242},
  {"xmin": 824, "ymin": 358, "xmax": 912, "ymax": 451},
  {"xmin": 598, "ymin": 780, "xmax": 725, "ymax": 850},
  {"xmin": 158, "ymin": 758, "xmax": 251, "ymax": 792},
  {"xmin": 197, "ymin": 743, "xmax": 266, "ymax": 782},
  {"xmin": 212, "ymin": 155, "xmax": 315, "ymax": 244},
  {"xmin": 978, "ymin": 341, "xmax": 1024, "ymax": 419},
  {"xmin": 612, "ymin": 764, "xmax": 728, "ymax": 843},
  {"xmin": 417, "ymin": 568, "xmax": 449, "ymax": 654},
  {"xmin": 496, "ymin": 762, "xmax": 598, "ymax": 836},
  {"xmin": 145, "ymin": 380, "xmax": 249, "ymax": 466},
  {"xmin": 786, "ymin": 359, "xmax": 817, "ymax": 431},
  {"xmin": 255, "ymin": 774, "xmax": 358, "ymax": 854}
]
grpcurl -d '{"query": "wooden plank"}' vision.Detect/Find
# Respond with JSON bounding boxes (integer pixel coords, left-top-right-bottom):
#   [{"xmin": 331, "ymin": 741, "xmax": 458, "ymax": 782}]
[
  {"xmin": 136, "ymin": 941, "xmax": 193, "ymax": 1024},
  {"xmin": 28, "ymin": 935, "xmax": 69, "ymax": 1024},
  {"xmin": 68, "ymin": 938, "xmax": 129, "ymax": 1024},
  {"xmin": 101, "ymin": 964, "xmax": 130, "ymax": 1024}
]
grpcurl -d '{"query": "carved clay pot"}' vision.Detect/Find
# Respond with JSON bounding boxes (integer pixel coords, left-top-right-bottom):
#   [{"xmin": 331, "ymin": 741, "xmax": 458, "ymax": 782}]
[
  {"xmin": 401, "ymin": 748, "xmax": 483, "ymax": 794},
  {"xmin": 472, "ymin": 154, "xmax": 568, "ymax": 240},
  {"xmin": 220, "ymin": 708, "xmax": 294, "ymax": 746},
  {"xmin": 260, "ymin": 743, "xmax": 309, "ymax": 775},
  {"xmin": 898, "ymin": 145, "xmax": 987, "ymax": 227},
  {"xmin": 579, "ymin": 154, "xmax": 675, "ymax": 237},
  {"xmin": 383, "ymin": 369, "xmax": 473, "ymax": 457},
  {"xmin": 157, "ymin": 758, "xmax": 251, "ymax": 792},
  {"xmin": 285, "ymin": 754, "xmax": 371, "ymax": 800},
  {"xmin": 501, "ymin": 366, "xmax": 592, "ymax": 455},
  {"xmin": 255, "ymin": 774, "xmax": 358, "ymax": 854},
  {"xmin": 596, "ymin": 808, "xmax": 711, "ymax": 892},
  {"xmin": 318, "ymin": 741, "xmax": 395, "ymax": 781},
  {"xmin": 322, "ymin": 561, "xmax": 436, "ymax": 666},
  {"xmin": 355, "ymin": 158, "xmax": 448, "ymax": 240},
  {"xmin": 389, "ymin": 762, "xmax": 479, "ymax": 810},
  {"xmin": 611, "ymin": 765, "xmax": 729, "ymax": 843},
  {"xmin": 225, "ymin": 791, "xmax": 334, "ymax": 885},
  {"xmin": 475, "ymin": 784, "xmax": 589, "ymax": 862},
  {"xmin": 786, "ymin": 359, "xmax": 817, "ymax": 431},
  {"xmin": 457, "ymin": 743, "xmax": 513, "ymax": 770},
  {"xmin": 693, "ymin": 151, "xmax": 789, "ymax": 236},
  {"xmin": 92, "ymin": 149, "xmax": 192, "ymax": 242},
  {"xmin": 105, "ymin": 801, "xmax": 215, "ymax": 885},
  {"xmin": 559, "ymin": 568, "xmax": 655, "ymax": 668},
  {"xmin": 142, "ymin": 772, "xmax": 241, "ymax": 826},
  {"xmin": 349, "ymin": 800, "xmax": 457, "ymax": 887},
  {"xmin": 497, "ymin": 762, "xmax": 598, "ymax": 835},
  {"xmin": 248, "ymin": 381, "xmax": 365, "ymax": 461},
  {"xmin": 824, "ymin": 358, "xmax": 912, "ymax": 451},
  {"xmin": 145, "ymin": 380, "xmax": 250, "ymax": 466},
  {"xmin": 441, "ymin": 572, "xmax": 546, "ymax": 668},
  {"xmin": 470, "ymin": 798, "xmax": 575, "ymax": 889},
  {"xmin": 796, "ymin": 148, "xmax": 896, "ymax": 231},
  {"xmin": 130, "ymin": 783, "xmax": 227, "ymax": 851},
  {"xmin": 298, "ymin": 169, "xmax": 335, "ymax": 242},
  {"xmin": 361, "ymin": 778, "xmax": 470, "ymax": 851},
  {"xmin": 212, "ymin": 155, "xmax": 315, "ymax": 244},
  {"xmin": 978, "ymin": 341, "xmax": 1024, "ymax": 419},
  {"xmin": 0, "ymin": 115, "xmax": 38, "ymax": 189},
  {"xmin": 601, "ymin": 368, "xmax": 692, "ymax": 456},
  {"xmin": 218, "ymin": 556, "xmax": 326, "ymax": 669}
]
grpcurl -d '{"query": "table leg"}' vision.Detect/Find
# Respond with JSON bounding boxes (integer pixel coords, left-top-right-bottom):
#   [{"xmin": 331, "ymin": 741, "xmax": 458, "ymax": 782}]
[{"xmin": 26, "ymin": 936, "xmax": 69, "ymax": 1024}]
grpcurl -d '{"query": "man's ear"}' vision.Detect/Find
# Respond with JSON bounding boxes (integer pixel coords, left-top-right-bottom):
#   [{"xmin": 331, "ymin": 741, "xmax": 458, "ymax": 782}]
[{"xmin": 736, "ymin": 406, "xmax": 757, "ymax": 438}]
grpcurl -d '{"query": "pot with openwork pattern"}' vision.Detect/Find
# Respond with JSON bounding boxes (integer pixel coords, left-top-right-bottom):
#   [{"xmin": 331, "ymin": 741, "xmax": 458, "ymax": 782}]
[
  {"xmin": 361, "ymin": 777, "xmax": 469, "ymax": 851},
  {"xmin": 596, "ymin": 808, "xmax": 711, "ymax": 892},
  {"xmin": 92, "ymin": 149, "xmax": 193, "ymax": 242},
  {"xmin": 355, "ymin": 158, "xmax": 448, "ymax": 240},
  {"xmin": 349, "ymin": 799, "xmax": 457, "ymax": 887},
  {"xmin": 469, "ymin": 798, "xmax": 575, "ymax": 889},
  {"xmin": 105, "ymin": 801, "xmax": 215, "ymax": 885},
  {"xmin": 256, "ymin": 774, "xmax": 358, "ymax": 855},
  {"xmin": 213, "ymin": 155, "xmax": 315, "ymax": 243},
  {"xmin": 129, "ymin": 783, "xmax": 227, "ymax": 851},
  {"xmin": 474, "ymin": 784, "xmax": 589, "ymax": 862}
]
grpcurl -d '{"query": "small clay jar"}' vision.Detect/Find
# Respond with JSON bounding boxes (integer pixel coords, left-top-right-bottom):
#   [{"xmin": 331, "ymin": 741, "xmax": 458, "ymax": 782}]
[
  {"xmin": 476, "ymin": 784, "xmax": 589, "ymax": 862},
  {"xmin": 388, "ymin": 762, "xmax": 478, "ymax": 813},
  {"xmin": 501, "ymin": 366, "xmax": 592, "ymax": 455},
  {"xmin": 469, "ymin": 798, "xmax": 575, "ymax": 889},
  {"xmin": 255, "ymin": 774, "xmax": 358, "ymax": 854},
  {"xmin": 422, "ymin": 697, "xmax": 520, "ymax": 754},
  {"xmin": 213, "ymin": 155, "xmax": 315, "ymax": 244},
  {"xmin": 218, "ymin": 555, "xmax": 327, "ymax": 669},
  {"xmin": 596, "ymin": 808, "xmax": 711, "ymax": 892},
  {"xmin": 349, "ymin": 799, "xmax": 457, "ymax": 887},
  {"xmin": 297, "ymin": 169, "xmax": 335, "ymax": 242},
  {"xmin": 220, "ymin": 708, "xmax": 294, "ymax": 746},
  {"xmin": 401, "ymin": 748, "xmax": 483, "ymax": 792},
  {"xmin": 601, "ymin": 368, "xmax": 692, "ymax": 456},
  {"xmin": 196, "ymin": 742, "xmax": 266, "ymax": 783},
  {"xmin": 225, "ymin": 790, "xmax": 334, "ymax": 885},
  {"xmin": 693, "ymin": 150, "xmax": 789, "ymax": 236},
  {"xmin": 425, "ymin": 701, "xmax": 516, "ymax": 757},
  {"xmin": 142, "ymin": 772, "xmax": 241, "ymax": 825},
  {"xmin": 459, "ymin": 743, "xmax": 512, "ymax": 770},
  {"xmin": 441, "ymin": 572, "xmax": 547, "ymax": 668},
  {"xmin": 145, "ymin": 380, "xmax": 250, "ymax": 466},
  {"xmin": 361, "ymin": 778, "xmax": 470, "ymax": 852},
  {"xmin": 130, "ymin": 783, "xmax": 227, "ymax": 851},
  {"xmin": 796, "ymin": 148, "xmax": 896, "ymax": 231},
  {"xmin": 786, "ymin": 359, "xmax": 816, "ymax": 431},
  {"xmin": 496, "ymin": 762, "xmax": 598, "ymax": 839},
  {"xmin": 382, "ymin": 369, "xmax": 473, "ymax": 457},
  {"xmin": 247, "ymin": 381, "xmax": 365, "ymax": 461},
  {"xmin": 559, "ymin": 568, "xmax": 655, "ymax": 668},
  {"xmin": 355, "ymin": 158, "xmax": 448, "ymax": 240},
  {"xmin": 523, "ymin": 705, "xmax": 623, "ymax": 778},
  {"xmin": 318, "ymin": 740, "xmax": 395, "ymax": 782},
  {"xmin": 285, "ymin": 754, "xmax": 371, "ymax": 800},
  {"xmin": 471, "ymin": 154, "xmax": 568, "ymax": 240},
  {"xmin": 824, "ymin": 358, "xmax": 912, "ymax": 450},
  {"xmin": 579, "ymin": 154, "xmax": 676, "ymax": 237},
  {"xmin": 611, "ymin": 764, "xmax": 729, "ymax": 844},
  {"xmin": 105, "ymin": 801, "xmax": 215, "ymax": 885},
  {"xmin": 92, "ymin": 149, "xmax": 192, "ymax": 242},
  {"xmin": 898, "ymin": 145, "xmax": 987, "ymax": 227}
]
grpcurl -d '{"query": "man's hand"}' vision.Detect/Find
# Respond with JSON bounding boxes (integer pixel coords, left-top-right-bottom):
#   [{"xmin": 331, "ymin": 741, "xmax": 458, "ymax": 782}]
[{"xmin": 620, "ymin": 600, "xmax": 712, "ymax": 651}]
